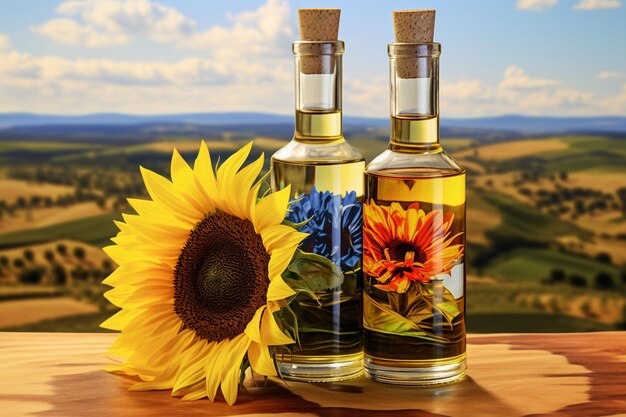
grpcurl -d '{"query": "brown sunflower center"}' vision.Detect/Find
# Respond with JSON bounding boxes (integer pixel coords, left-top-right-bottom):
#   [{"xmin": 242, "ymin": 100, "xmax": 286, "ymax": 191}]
[
  {"xmin": 174, "ymin": 210, "xmax": 270, "ymax": 342},
  {"xmin": 387, "ymin": 240, "xmax": 427, "ymax": 264}
]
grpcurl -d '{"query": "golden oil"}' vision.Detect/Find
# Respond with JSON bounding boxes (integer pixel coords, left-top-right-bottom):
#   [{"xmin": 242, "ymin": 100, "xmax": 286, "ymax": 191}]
[
  {"xmin": 271, "ymin": 39, "xmax": 365, "ymax": 382},
  {"xmin": 362, "ymin": 39, "xmax": 467, "ymax": 384},
  {"xmin": 363, "ymin": 168, "xmax": 466, "ymax": 384}
]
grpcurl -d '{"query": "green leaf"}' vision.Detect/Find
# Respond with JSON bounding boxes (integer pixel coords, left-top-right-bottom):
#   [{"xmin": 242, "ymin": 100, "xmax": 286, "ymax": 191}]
[
  {"xmin": 420, "ymin": 281, "xmax": 461, "ymax": 328},
  {"xmin": 363, "ymin": 293, "xmax": 448, "ymax": 344},
  {"xmin": 281, "ymin": 217, "xmax": 311, "ymax": 230},
  {"xmin": 285, "ymin": 249, "xmax": 344, "ymax": 292},
  {"xmin": 282, "ymin": 276, "xmax": 319, "ymax": 303}
]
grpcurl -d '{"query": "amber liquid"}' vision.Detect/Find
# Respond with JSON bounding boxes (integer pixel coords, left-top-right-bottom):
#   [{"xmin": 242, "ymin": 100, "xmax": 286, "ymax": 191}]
[
  {"xmin": 271, "ymin": 159, "xmax": 365, "ymax": 364},
  {"xmin": 363, "ymin": 168, "xmax": 466, "ymax": 370}
]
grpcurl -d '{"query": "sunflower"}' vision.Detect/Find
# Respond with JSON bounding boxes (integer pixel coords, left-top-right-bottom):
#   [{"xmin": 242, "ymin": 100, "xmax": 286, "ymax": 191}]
[
  {"xmin": 101, "ymin": 141, "xmax": 307, "ymax": 404},
  {"xmin": 363, "ymin": 201, "xmax": 463, "ymax": 293}
]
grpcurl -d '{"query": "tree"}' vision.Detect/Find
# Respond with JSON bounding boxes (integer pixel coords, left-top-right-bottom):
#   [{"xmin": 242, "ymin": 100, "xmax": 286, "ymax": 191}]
[
  {"xmin": 56, "ymin": 243, "xmax": 68, "ymax": 256},
  {"xmin": 594, "ymin": 272, "xmax": 615, "ymax": 291},
  {"xmin": 569, "ymin": 274, "xmax": 587, "ymax": 288},
  {"xmin": 29, "ymin": 195, "xmax": 42, "ymax": 207},
  {"xmin": 18, "ymin": 267, "xmax": 45, "ymax": 284},
  {"xmin": 91, "ymin": 268, "xmax": 104, "ymax": 281},
  {"xmin": 44, "ymin": 250, "xmax": 55, "ymax": 264},
  {"xmin": 595, "ymin": 252, "xmax": 612, "ymax": 265},
  {"xmin": 102, "ymin": 259, "xmax": 113, "ymax": 271},
  {"xmin": 71, "ymin": 266, "xmax": 88, "ymax": 281},
  {"xmin": 51, "ymin": 265, "xmax": 67, "ymax": 285},
  {"xmin": 73, "ymin": 247, "xmax": 86, "ymax": 262},
  {"xmin": 16, "ymin": 196, "xmax": 27, "ymax": 209},
  {"xmin": 23, "ymin": 249, "xmax": 35, "ymax": 263},
  {"xmin": 617, "ymin": 187, "xmax": 626, "ymax": 217},
  {"xmin": 549, "ymin": 269, "xmax": 566, "ymax": 284}
]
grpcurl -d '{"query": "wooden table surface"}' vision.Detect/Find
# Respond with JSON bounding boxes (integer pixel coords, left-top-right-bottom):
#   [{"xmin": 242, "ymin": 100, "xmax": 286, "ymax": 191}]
[{"xmin": 1, "ymin": 332, "xmax": 626, "ymax": 417}]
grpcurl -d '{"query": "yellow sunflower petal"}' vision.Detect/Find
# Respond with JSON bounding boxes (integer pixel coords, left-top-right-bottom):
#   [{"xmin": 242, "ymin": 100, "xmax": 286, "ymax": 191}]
[
  {"xmin": 261, "ymin": 224, "xmax": 307, "ymax": 254},
  {"xmin": 254, "ymin": 185, "xmax": 291, "ymax": 232},
  {"xmin": 243, "ymin": 306, "xmax": 265, "ymax": 343},
  {"xmin": 248, "ymin": 341, "xmax": 276, "ymax": 376},
  {"xmin": 100, "ymin": 308, "xmax": 143, "ymax": 331},
  {"xmin": 216, "ymin": 142, "xmax": 253, "ymax": 216},
  {"xmin": 268, "ymin": 245, "xmax": 298, "ymax": 280},
  {"xmin": 127, "ymin": 198, "xmax": 191, "ymax": 229},
  {"xmin": 220, "ymin": 334, "xmax": 251, "ymax": 405},
  {"xmin": 172, "ymin": 340, "xmax": 213, "ymax": 395},
  {"xmin": 267, "ymin": 275, "xmax": 295, "ymax": 301},
  {"xmin": 181, "ymin": 382, "xmax": 207, "ymax": 401},
  {"xmin": 231, "ymin": 153, "xmax": 264, "ymax": 218},
  {"xmin": 171, "ymin": 148, "xmax": 213, "ymax": 214},
  {"xmin": 205, "ymin": 339, "xmax": 229, "ymax": 401},
  {"xmin": 193, "ymin": 141, "xmax": 218, "ymax": 202},
  {"xmin": 102, "ymin": 261, "xmax": 172, "ymax": 287},
  {"xmin": 140, "ymin": 166, "xmax": 203, "ymax": 223},
  {"xmin": 260, "ymin": 305, "xmax": 294, "ymax": 346}
]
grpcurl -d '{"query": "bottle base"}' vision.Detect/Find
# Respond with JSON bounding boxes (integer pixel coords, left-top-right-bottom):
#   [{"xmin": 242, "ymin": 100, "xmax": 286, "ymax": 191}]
[
  {"xmin": 364, "ymin": 353, "xmax": 466, "ymax": 386},
  {"xmin": 278, "ymin": 352, "xmax": 364, "ymax": 382}
]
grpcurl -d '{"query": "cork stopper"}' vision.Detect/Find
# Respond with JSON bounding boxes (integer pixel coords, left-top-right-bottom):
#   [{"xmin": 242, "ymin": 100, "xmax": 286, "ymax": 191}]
[
  {"xmin": 393, "ymin": 10, "xmax": 435, "ymax": 43},
  {"xmin": 298, "ymin": 9, "xmax": 340, "ymax": 41},
  {"xmin": 392, "ymin": 10, "xmax": 435, "ymax": 79},
  {"xmin": 297, "ymin": 8, "xmax": 341, "ymax": 74}
]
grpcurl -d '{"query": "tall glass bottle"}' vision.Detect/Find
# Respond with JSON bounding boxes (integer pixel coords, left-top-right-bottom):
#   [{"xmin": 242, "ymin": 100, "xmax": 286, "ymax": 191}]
[
  {"xmin": 271, "ymin": 40, "xmax": 365, "ymax": 381},
  {"xmin": 362, "ymin": 43, "xmax": 466, "ymax": 384}
]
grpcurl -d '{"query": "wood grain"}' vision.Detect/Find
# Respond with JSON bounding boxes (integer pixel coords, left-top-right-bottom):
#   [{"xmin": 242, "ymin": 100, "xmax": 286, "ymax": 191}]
[{"xmin": 0, "ymin": 332, "xmax": 625, "ymax": 417}]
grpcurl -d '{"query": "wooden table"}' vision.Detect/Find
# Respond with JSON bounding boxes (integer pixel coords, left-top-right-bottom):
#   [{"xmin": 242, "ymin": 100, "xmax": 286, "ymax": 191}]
[{"xmin": 1, "ymin": 332, "xmax": 625, "ymax": 417}]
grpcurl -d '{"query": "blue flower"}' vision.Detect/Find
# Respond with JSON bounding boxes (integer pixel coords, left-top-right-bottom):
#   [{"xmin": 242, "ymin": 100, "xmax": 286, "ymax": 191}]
[{"xmin": 286, "ymin": 187, "xmax": 362, "ymax": 271}]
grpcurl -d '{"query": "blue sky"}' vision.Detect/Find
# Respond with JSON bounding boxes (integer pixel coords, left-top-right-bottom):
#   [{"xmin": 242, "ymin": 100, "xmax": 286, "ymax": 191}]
[{"xmin": 0, "ymin": 0, "xmax": 625, "ymax": 117}]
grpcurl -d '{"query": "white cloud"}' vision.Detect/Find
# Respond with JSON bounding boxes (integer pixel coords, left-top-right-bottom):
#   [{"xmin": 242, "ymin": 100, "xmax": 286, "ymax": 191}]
[
  {"xmin": 35, "ymin": 18, "xmax": 128, "ymax": 47},
  {"xmin": 0, "ymin": 49, "xmax": 293, "ymax": 113},
  {"xmin": 601, "ymin": 84, "xmax": 626, "ymax": 113},
  {"xmin": 32, "ymin": 0, "xmax": 293, "ymax": 57},
  {"xmin": 573, "ymin": 0, "xmax": 622, "ymax": 10},
  {"xmin": 33, "ymin": 0, "xmax": 194, "ymax": 46},
  {"xmin": 344, "ymin": 75, "xmax": 388, "ymax": 117},
  {"xmin": 0, "ymin": 33, "xmax": 11, "ymax": 50},
  {"xmin": 1, "ymin": 0, "xmax": 295, "ymax": 115},
  {"xmin": 499, "ymin": 66, "xmax": 560, "ymax": 89},
  {"xmin": 341, "ymin": 65, "xmax": 611, "ymax": 118},
  {"xmin": 597, "ymin": 71, "xmax": 626, "ymax": 80},
  {"xmin": 516, "ymin": 0, "xmax": 558, "ymax": 12},
  {"xmin": 2, "ymin": 0, "xmax": 624, "ymax": 117}
]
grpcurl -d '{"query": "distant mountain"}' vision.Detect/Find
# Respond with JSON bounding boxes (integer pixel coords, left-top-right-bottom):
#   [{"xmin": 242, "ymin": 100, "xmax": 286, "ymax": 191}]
[
  {"xmin": 0, "ymin": 112, "xmax": 625, "ymax": 134},
  {"xmin": 443, "ymin": 115, "xmax": 626, "ymax": 134}
]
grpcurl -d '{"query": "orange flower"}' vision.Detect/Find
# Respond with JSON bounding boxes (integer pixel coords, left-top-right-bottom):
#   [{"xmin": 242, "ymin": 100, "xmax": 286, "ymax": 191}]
[{"xmin": 363, "ymin": 201, "xmax": 463, "ymax": 293}]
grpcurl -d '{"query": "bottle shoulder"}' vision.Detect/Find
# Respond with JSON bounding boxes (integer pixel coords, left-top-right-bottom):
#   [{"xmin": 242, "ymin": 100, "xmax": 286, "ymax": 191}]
[
  {"xmin": 366, "ymin": 146, "xmax": 465, "ymax": 178},
  {"xmin": 272, "ymin": 137, "xmax": 364, "ymax": 165}
]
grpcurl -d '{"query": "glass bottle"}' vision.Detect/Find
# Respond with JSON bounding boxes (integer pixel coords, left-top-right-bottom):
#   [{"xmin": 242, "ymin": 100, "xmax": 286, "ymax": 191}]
[
  {"xmin": 271, "ymin": 40, "xmax": 365, "ymax": 381},
  {"xmin": 362, "ymin": 42, "xmax": 467, "ymax": 385}
]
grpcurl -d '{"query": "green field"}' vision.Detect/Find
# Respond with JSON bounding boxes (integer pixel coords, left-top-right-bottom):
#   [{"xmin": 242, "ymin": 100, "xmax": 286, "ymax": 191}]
[
  {"xmin": 1, "ymin": 132, "xmax": 625, "ymax": 334},
  {"xmin": 485, "ymin": 247, "xmax": 620, "ymax": 283},
  {"xmin": 0, "ymin": 212, "xmax": 121, "ymax": 249},
  {"xmin": 468, "ymin": 312, "xmax": 614, "ymax": 333},
  {"xmin": 3, "ymin": 310, "xmax": 117, "ymax": 332},
  {"xmin": 480, "ymin": 191, "xmax": 591, "ymax": 244},
  {"xmin": 499, "ymin": 136, "xmax": 626, "ymax": 172}
]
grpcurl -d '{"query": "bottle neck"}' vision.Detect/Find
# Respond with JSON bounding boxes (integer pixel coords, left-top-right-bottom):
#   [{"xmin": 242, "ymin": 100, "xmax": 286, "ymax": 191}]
[
  {"xmin": 293, "ymin": 41, "xmax": 344, "ymax": 142},
  {"xmin": 389, "ymin": 43, "xmax": 441, "ymax": 146}
]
